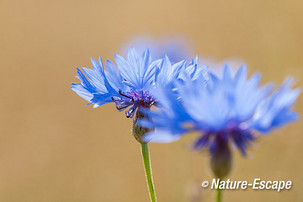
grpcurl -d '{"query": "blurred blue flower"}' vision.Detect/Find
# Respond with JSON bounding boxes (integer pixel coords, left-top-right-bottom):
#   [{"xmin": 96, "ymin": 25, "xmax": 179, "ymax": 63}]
[
  {"xmin": 121, "ymin": 36, "xmax": 194, "ymax": 63},
  {"xmin": 71, "ymin": 47, "xmax": 206, "ymax": 118},
  {"xmin": 140, "ymin": 65, "xmax": 300, "ymax": 155}
]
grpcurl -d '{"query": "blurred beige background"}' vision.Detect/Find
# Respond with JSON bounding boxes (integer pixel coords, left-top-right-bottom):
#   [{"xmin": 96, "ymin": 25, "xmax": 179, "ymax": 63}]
[{"xmin": 1, "ymin": 0, "xmax": 303, "ymax": 201}]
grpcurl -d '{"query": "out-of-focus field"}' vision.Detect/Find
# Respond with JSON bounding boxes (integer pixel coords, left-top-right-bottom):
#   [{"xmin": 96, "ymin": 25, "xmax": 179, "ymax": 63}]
[{"xmin": 0, "ymin": 0, "xmax": 302, "ymax": 201}]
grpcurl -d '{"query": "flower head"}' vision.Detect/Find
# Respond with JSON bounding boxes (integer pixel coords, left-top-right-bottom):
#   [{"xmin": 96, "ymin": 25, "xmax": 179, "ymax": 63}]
[
  {"xmin": 139, "ymin": 65, "xmax": 300, "ymax": 177},
  {"xmin": 140, "ymin": 65, "xmax": 300, "ymax": 156},
  {"xmin": 71, "ymin": 47, "xmax": 206, "ymax": 118}
]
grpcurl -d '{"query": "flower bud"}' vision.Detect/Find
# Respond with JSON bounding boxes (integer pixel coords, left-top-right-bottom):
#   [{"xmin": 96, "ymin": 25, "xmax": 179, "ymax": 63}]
[
  {"xmin": 132, "ymin": 110, "xmax": 151, "ymax": 144},
  {"xmin": 210, "ymin": 137, "xmax": 232, "ymax": 179}
]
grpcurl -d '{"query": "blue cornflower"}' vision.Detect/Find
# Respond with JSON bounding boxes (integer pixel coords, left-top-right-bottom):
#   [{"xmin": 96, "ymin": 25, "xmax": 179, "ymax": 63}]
[
  {"xmin": 140, "ymin": 65, "xmax": 300, "ymax": 177},
  {"xmin": 70, "ymin": 47, "xmax": 209, "ymax": 201},
  {"xmin": 71, "ymin": 47, "xmax": 205, "ymax": 119}
]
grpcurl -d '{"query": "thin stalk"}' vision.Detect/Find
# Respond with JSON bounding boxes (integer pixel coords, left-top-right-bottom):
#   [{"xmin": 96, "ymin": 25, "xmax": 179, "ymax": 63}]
[
  {"xmin": 216, "ymin": 179, "xmax": 222, "ymax": 202},
  {"xmin": 141, "ymin": 143, "xmax": 157, "ymax": 202}
]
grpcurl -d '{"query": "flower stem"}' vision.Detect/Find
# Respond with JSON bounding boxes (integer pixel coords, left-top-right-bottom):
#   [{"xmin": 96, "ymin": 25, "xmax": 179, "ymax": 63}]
[
  {"xmin": 141, "ymin": 143, "xmax": 157, "ymax": 202},
  {"xmin": 216, "ymin": 179, "xmax": 222, "ymax": 202}
]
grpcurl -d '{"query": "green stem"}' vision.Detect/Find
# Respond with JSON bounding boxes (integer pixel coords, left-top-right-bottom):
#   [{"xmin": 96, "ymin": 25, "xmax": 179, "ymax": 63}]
[
  {"xmin": 216, "ymin": 179, "xmax": 222, "ymax": 202},
  {"xmin": 141, "ymin": 143, "xmax": 157, "ymax": 202}
]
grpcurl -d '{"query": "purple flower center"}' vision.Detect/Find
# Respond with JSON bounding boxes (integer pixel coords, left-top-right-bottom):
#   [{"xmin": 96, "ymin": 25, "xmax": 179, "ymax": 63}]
[
  {"xmin": 112, "ymin": 89, "xmax": 155, "ymax": 118},
  {"xmin": 193, "ymin": 127, "xmax": 255, "ymax": 156}
]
